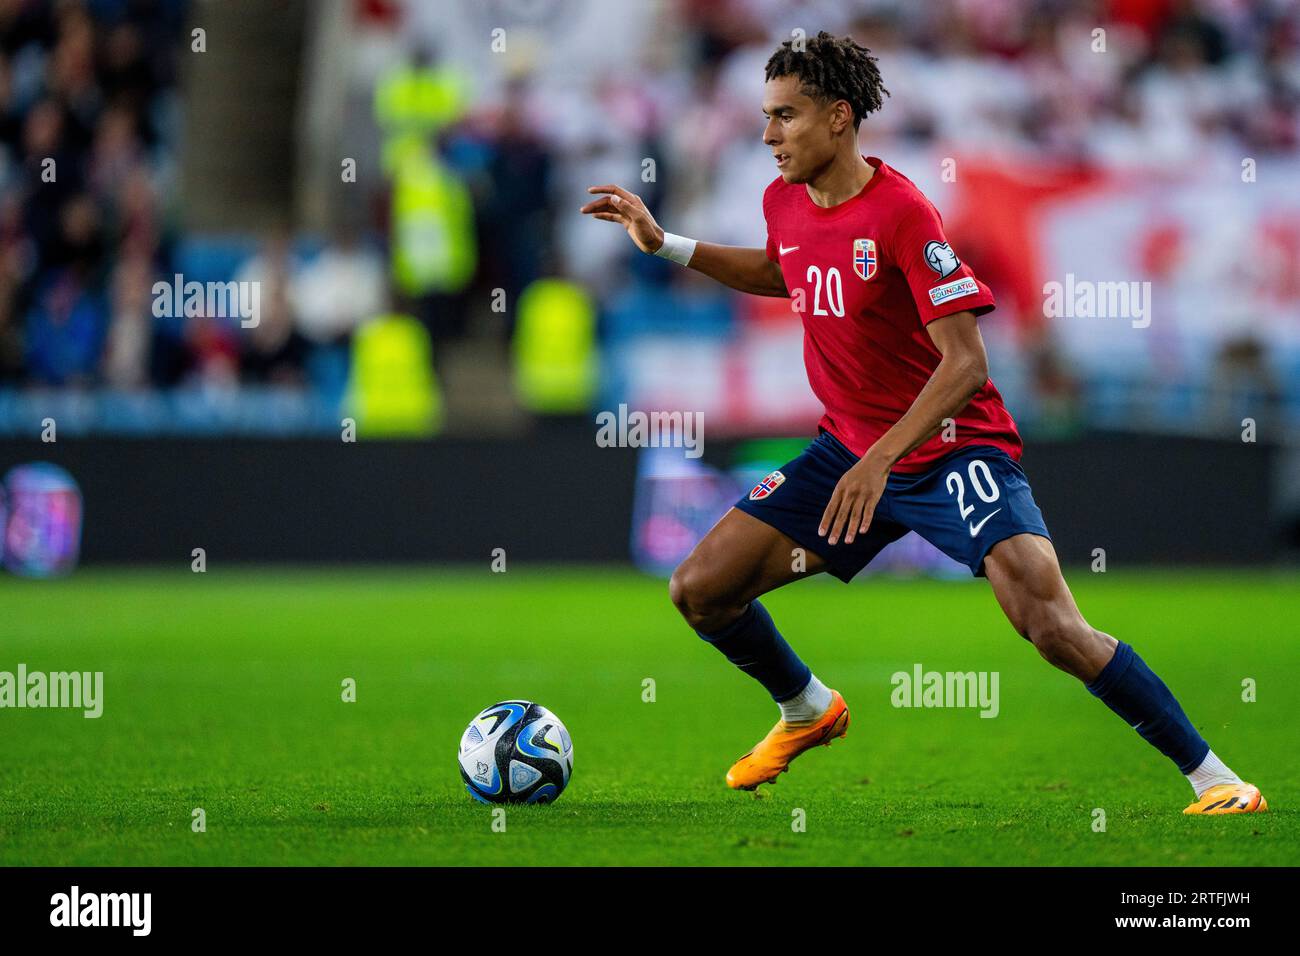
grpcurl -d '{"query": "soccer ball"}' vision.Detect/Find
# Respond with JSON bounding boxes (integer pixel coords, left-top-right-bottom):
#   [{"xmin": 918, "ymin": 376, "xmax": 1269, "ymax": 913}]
[{"xmin": 457, "ymin": 700, "xmax": 574, "ymax": 804}]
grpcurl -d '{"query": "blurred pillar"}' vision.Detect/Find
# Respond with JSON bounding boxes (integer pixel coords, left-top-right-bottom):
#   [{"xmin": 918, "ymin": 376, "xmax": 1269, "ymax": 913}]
[{"xmin": 180, "ymin": 0, "xmax": 308, "ymax": 232}]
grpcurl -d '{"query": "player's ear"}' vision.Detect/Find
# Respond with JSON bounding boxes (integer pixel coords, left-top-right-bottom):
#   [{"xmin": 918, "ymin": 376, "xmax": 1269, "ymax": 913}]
[{"xmin": 832, "ymin": 99, "xmax": 853, "ymax": 135}]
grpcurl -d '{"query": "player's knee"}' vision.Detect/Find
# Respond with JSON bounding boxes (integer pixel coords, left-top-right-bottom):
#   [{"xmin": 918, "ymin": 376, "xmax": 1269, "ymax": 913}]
[
  {"xmin": 668, "ymin": 561, "xmax": 710, "ymax": 628},
  {"xmin": 668, "ymin": 564, "xmax": 689, "ymax": 612},
  {"xmin": 1026, "ymin": 612, "xmax": 1081, "ymax": 668},
  {"xmin": 668, "ymin": 561, "xmax": 735, "ymax": 632}
]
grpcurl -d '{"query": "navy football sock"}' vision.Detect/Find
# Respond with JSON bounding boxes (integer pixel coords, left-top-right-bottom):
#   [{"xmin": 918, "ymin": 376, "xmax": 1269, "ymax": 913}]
[
  {"xmin": 696, "ymin": 600, "xmax": 811, "ymax": 702},
  {"xmin": 1085, "ymin": 641, "xmax": 1210, "ymax": 773}
]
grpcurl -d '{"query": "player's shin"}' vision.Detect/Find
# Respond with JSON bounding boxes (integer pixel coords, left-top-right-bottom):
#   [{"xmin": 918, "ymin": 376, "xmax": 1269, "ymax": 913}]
[
  {"xmin": 695, "ymin": 600, "xmax": 814, "ymax": 706},
  {"xmin": 1084, "ymin": 641, "xmax": 1213, "ymax": 776}
]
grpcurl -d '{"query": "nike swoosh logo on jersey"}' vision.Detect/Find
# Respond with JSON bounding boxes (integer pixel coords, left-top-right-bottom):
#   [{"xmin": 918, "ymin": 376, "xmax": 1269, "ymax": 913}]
[
  {"xmin": 779, "ymin": 244, "xmax": 800, "ymax": 256},
  {"xmin": 968, "ymin": 509, "xmax": 1002, "ymax": 537}
]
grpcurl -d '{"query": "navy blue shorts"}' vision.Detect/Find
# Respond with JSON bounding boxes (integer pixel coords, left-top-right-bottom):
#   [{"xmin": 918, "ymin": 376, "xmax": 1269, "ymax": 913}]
[{"xmin": 735, "ymin": 430, "xmax": 1051, "ymax": 583}]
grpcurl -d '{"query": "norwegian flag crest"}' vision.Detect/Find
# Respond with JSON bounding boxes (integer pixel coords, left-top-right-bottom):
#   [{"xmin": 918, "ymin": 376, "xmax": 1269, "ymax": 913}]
[
  {"xmin": 748, "ymin": 470, "xmax": 786, "ymax": 501},
  {"xmin": 853, "ymin": 238, "xmax": 877, "ymax": 280}
]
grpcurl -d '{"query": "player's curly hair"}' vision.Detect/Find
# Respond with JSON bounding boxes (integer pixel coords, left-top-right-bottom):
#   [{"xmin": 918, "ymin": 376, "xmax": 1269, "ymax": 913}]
[{"xmin": 764, "ymin": 31, "xmax": 889, "ymax": 131}]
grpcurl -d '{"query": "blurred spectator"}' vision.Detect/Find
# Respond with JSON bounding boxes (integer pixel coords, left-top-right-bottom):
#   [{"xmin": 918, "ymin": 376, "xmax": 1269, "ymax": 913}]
[
  {"xmin": 235, "ymin": 233, "xmax": 308, "ymax": 385},
  {"xmin": 1207, "ymin": 335, "xmax": 1283, "ymax": 428},
  {"xmin": 24, "ymin": 191, "xmax": 105, "ymax": 386},
  {"xmin": 386, "ymin": 141, "xmax": 476, "ymax": 344},
  {"xmin": 25, "ymin": 267, "xmax": 106, "ymax": 387},
  {"xmin": 374, "ymin": 43, "xmax": 471, "ymax": 175},
  {"xmin": 472, "ymin": 75, "xmax": 553, "ymax": 335},
  {"xmin": 291, "ymin": 226, "xmax": 386, "ymax": 347},
  {"xmin": 101, "ymin": 251, "xmax": 152, "ymax": 389},
  {"xmin": 290, "ymin": 225, "xmax": 384, "ymax": 402},
  {"xmin": 1026, "ymin": 334, "xmax": 1083, "ymax": 437}
]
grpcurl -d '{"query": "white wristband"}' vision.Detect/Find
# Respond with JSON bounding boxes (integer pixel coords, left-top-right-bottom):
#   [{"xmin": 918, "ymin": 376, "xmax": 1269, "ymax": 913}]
[{"xmin": 653, "ymin": 231, "xmax": 697, "ymax": 266}]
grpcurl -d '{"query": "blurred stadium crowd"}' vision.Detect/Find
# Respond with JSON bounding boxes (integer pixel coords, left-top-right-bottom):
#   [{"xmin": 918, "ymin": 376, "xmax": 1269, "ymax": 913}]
[
  {"xmin": 0, "ymin": 0, "xmax": 185, "ymax": 389},
  {"xmin": 1, "ymin": 0, "xmax": 1298, "ymax": 435}
]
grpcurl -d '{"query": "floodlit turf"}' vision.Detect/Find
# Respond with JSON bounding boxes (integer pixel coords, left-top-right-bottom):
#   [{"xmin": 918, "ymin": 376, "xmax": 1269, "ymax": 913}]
[{"xmin": 0, "ymin": 565, "xmax": 1295, "ymax": 866}]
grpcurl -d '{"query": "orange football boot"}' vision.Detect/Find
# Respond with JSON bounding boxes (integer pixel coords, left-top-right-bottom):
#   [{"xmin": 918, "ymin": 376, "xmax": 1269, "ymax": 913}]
[
  {"xmin": 726, "ymin": 690, "xmax": 850, "ymax": 790},
  {"xmin": 1183, "ymin": 782, "xmax": 1268, "ymax": 815}
]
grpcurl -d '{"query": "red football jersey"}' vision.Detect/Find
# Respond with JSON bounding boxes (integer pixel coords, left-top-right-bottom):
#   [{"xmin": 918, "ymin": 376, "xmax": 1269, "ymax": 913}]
[{"xmin": 763, "ymin": 155, "xmax": 1023, "ymax": 473}]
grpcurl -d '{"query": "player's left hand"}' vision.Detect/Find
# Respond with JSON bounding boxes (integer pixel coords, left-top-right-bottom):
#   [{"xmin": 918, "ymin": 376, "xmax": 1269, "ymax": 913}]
[{"xmin": 819, "ymin": 452, "xmax": 891, "ymax": 546}]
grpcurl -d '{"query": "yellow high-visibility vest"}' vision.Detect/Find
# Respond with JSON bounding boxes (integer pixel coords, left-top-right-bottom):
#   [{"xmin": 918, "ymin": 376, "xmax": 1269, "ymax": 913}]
[
  {"xmin": 390, "ymin": 147, "xmax": 476, "ymax": 297},
  {"xmin": 513, "ymin": 278, "xmax": 598, "ymax": 414},
  {"xmin": 376, "ymin": 65, "xmax": 470, "ymax": 176},
  {"xmin": 346, "ymin": 312, "xmax": 443, "ymax": 436},
  {"xmin": 374, "ymin": 65, "xmax": 469, "ymax": 137}
]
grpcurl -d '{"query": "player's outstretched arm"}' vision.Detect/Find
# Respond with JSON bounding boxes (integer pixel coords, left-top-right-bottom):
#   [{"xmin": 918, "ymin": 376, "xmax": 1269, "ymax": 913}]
[
  {"xmin": 581, "ymin": 185, "xmax": 788, "ymax": 297},
  {"xmin": 686, "ymin": 240, "xmax": 789, "ymax": 297}
]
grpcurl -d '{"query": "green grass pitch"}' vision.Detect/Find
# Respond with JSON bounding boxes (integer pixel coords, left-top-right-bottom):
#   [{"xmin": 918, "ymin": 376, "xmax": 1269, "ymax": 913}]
[{"xmin": 1, "ymin": 565, "xmax": 1295, "ymax": 866}]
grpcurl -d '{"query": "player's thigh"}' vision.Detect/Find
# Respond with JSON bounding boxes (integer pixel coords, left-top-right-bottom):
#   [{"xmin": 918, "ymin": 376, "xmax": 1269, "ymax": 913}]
[
  {"xmin": 982, "ymin": 532, "xmax": 1081, "ymax": 638},
  {"xmin": 670, "ymin": 507, "xmax": 828, "ymax": 614},
  {"xmin": 984, "ymin": 533, "xmax": 1115, "ymax": 677}
]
